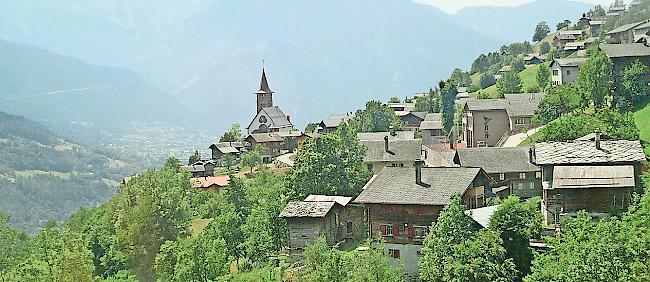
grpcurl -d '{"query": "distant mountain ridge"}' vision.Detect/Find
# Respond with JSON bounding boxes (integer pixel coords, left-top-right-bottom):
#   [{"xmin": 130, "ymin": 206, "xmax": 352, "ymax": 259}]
[{"xmin": 454, "ymin": 0, "xmax": 594, "ymax": 42}]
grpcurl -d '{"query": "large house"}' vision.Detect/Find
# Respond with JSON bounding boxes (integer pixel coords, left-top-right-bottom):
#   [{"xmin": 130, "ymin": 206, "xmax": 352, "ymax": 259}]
[
  {"xmin": 553, "ymin": 30, "xmax": 582, "ymax": 49},
  {"xmin": 590, "ymin": 20, "xmax": 605, "ymax": 37},
  {"xmin": 454, "ymin": 147, "xmax": 541, "ymax": 199},
  {"xmin": 209, "ymin": 142, "xmax": 244, "ymax": 161},
  {"xmin": 245, "ymin": 132, "xmax": 284, "ymax": 162},
  {"xmin": 353, "ymin": 164, "xmax": 492, "ymax": 276},
  {"xmin": 524, "ymin": 54, "xmax": 546, "ymax": 65},
  {"xmin": 462, "ymin": 93, "xmax": 544, "ymax": 147},
  {"xmin": 533, "ymin": 135, "xmax": 646, "ymax": 225},
  {"xmin": 550, "ymin": 58, "xmax": 587, "ymax": 86},
  {"xmin": 606, "ymin": 21, "xmax": 646, "ymax": 44},
  {"xmin": 398, "ymin": 111, "xmax": 427, "ymax": 128},
  {"xmin": 360, "ymin": 136, "xmax": 422, "ymax": 174},
  {"xmin": 246, "ymin": 69, "xmax": 294, "ymax": 134},
  {"xmin": 280, "ymin": 195, "xmax": 364, "ymax": 250},
  {"xmin": 600, "ymin": 43, "xmax": 650, "ymax": 76}
]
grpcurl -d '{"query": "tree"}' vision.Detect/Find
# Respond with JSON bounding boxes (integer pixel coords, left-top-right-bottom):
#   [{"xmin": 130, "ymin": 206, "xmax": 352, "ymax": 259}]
[
  {"xmin": 450, "ymin": 68, "xmax": 472, "ymax": 86},
  {"xmin": 346, "ymin": 101, "xmax": 403, "ymax": 133},
  {"xmin": 414, "ymin": 88, "xmax": 440, "ymax": 113},
  {"xmin": 305, "ymin": 122, "xmax": 318, "ymax": 133},
  {"xmin": 536, "ymin": 63, "xmax": 551, "ymax": 90},
  {"xmin": 287, "ymin": 128, "xmax": 371, "ymax": 199},
  {"xmin": 513, "ymin": 58, "xmax": 526, "ymax": 72},
  {"xmin": 539, "ymin": 42, "xmax": 551, "ymax": 55},
  {"xmin": 480, "ymin": 73, "xmax": 497, "ymax": 89},
  {"xmin": 556, "ymin": 20, "xmax": 571, "ymax": 31},
  {"xmin": 188, "ymin": 150, "xmax": 201, "ymax": 165},
  {"xmin": 489, "ymin": 197, "xmax": 542, "ymax": 278},
  {"xmin": 155, "ymin": 231, "xmax": 229, "ymax": 281},
  {"xmin": 0, "ymin": 212, "xmax": 27, "ymax": 277},
  {"xmin": 534, "ymin": 84, "xmax": 581, "ymax": 123},
  {"xmin": 220, "ymin": 123, "xmax": 243, "ymax": 143},
  {"xmin": 441, "ymin": 82, "xmax": 458, "ymax": 132},
  {"xmin": 497, "ymin": 71, "xmax": 523, "ymax": 96},
  {"xmin": 533, "ymin": 21, "xmax": 550, "ymax": 42},
  {"xmin": 419, "ymin": 197, "xmax": 518, "ymax": 281},
  {"xmin": 219, "ymin": 154, "xmax": 236, "ymax": 171},
  {"xmin": 241, "ymin": 147, "xmax": 263, "ymax": 173},
  {"xmin": 578, "ymin": 50, "xmax": 614, "ymax": 108},
  {"xmin": 388, "ymin": 97, "xmax": 401, "ymax": 103},
  {"xmin": 538, "ymin": 110, "xmax": 638, "ymax": 142},
  {"xmin": 616, "ymin": 60, "xmax": 650, "ymax": 111}
]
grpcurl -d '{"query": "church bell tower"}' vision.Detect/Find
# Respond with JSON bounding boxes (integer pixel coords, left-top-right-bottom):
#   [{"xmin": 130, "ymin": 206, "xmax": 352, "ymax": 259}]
[{"xmin": 255, "ymin": 68, "xmax": 274, "ymax": 114}]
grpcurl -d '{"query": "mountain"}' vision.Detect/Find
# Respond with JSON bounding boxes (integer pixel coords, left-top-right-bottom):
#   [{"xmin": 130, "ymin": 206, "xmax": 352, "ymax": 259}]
[
  {"xmin": 0, "ymin": 111, "xmax": 142, "ymax": 233},
  {"xmin": 0, "ymin": 0, "xmax": 504, "ymax": 131},
  {"xmin": 127, "ymin": 0, "xmax": 505, "ymax": 129},
  {"xmin": 0, "ymin": 39, "xmax": 187, "ymax": 131},
  {"xmin": 454, "ymin": 0, "xmax": 594, "ymax": 43}
]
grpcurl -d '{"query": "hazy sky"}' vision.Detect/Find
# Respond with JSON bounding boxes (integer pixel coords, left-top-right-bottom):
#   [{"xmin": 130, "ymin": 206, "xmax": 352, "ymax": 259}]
[{"xmin": 415, "ymin": 0, "xmax": 615, "ymax": 14}]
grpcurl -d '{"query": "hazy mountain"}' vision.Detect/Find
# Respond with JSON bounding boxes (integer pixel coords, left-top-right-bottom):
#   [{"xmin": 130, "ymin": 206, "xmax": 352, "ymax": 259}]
[
  {"xmin": 127, "ymin": 0, "xmax": 505, "ymax": 129},
  {"xmin": 454, "ymin": 0, "xmax": 594, "ymax": 43},
  {"xmin": 0, "ymin": 111, "xmax": 140, "ymax": 233},
  {"xmin": 0, "ymin": 0, "xmax": 504, "ymax": 131},
  {"xmin": 0, "ymin": 39, "xmax": 187, "ymax": 131}
]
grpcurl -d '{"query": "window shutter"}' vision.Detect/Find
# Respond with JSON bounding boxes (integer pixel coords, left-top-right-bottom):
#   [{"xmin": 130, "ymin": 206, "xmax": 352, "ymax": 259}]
[
  {"xmin": 407, "ymin": 225, "xmax": 415, "ymax": 238},
  {"xmin": 380, "ymin": 224, "xmax": 387, "ymax": 235},
  {"xmin": 392, "ymin": 224, "xmax": 400, "ymax": 236}
]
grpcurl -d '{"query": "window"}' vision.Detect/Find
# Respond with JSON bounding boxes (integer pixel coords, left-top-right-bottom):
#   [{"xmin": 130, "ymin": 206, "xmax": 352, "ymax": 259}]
[
  {"xmin": 389, "ymin": 249, "xmax": 401, "ymax": 259},
  {"xmin": 499, "ymin": 173, "xmax": 505, "ymax": 180},
  {"xmin": 367, "ymin": 164, "xmax": 373, "ymax": 171},
  {"xmin": 519, "ymin": 173, "xmax": 527, "ymax": 179},
  {"xmin": 566, "ymin": 70, "xmax": 571, "ymax": 75},
  {"xmin": 515, "ymin": 118, "xmax": 527, "ymax": 125},
  {"xmin": 553, "ymin": 69, "xmax": 559, "ymax": 76},
  {"xmin": 379, "ymin": 224, "xmax": 393, "ymax": 236},
  {"xmin": 414, "ymin": 226, "xmax": 429, "ymax": 239}
]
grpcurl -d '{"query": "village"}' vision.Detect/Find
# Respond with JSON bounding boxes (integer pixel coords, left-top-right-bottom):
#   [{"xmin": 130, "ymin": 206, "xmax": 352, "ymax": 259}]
[{"xmin": 167, "ymin": 2, "xmax": 650, "ymax": 279}]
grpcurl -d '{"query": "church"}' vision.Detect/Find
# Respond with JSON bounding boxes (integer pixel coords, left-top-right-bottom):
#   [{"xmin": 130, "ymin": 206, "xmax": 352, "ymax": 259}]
[{"xmin": 246, "ymin": 69, "xmax": 295, "ymax": 135}]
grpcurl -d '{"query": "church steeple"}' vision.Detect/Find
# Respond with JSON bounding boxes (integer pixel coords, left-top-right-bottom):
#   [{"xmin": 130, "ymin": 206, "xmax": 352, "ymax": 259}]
[{"xmin": 255, "ymin": 68, "xmax": 274, "ymax": 114}]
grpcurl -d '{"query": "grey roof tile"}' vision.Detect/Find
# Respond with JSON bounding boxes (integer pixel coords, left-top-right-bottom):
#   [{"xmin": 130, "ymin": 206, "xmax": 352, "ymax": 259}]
[
  {"xmin": 361, "ymin": 139, "xmax": 422, "ymax": 162},
  {"xmin": 456, "ymin": 147, "xmax": 539, "ymax": 174},
  {"xmin": 280, "ymin": 201, "xmax": 336, "ymax": 218},
  {"xmin": 534, "ymin": 140, "xmax": 646, "ymax": 165}
]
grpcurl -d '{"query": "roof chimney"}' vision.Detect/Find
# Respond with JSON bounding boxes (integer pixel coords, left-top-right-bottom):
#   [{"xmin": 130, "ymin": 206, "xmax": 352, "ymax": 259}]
[
  {"xmin": 415, "ymin": 160, "xmax": 428, "ymax": 187},
  {"xmin": 595, "ymin": 128, "xmax": 601, "ymax": 150},
  {"xmin": 287, "ymin": 115, "xmax": 291, "ymax": 122},
  {"xmin": 384, "ymin": 136, "xmax": 389, "ymax": 152}
]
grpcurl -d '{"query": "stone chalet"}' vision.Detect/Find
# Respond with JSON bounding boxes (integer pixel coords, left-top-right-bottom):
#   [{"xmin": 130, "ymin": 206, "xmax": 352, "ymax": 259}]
[
  {"xmin": 360, "ymin": 136, "xmax": 422, "ymax": 174},
  {"xmin": 209, "ymin": 142, "xmax": 245, "ymax": 161},
  {"xmin": 590, "ymin": 20, "xmax": 605, "ymax": 37},
  {"xmin": 398, "ymin": 111, "xmax": 427, "ymax": 128},
  {"xmin": 550, "ymin": 58, "xmax": 587, "ymax": 86},
  {"xmin": 462, "ymin": 93, "xmax": 544, "ymax": 148},
  {"xmin": 455, "ymin": 147, "xmax": 541, "ymax": 199},
  {"xmin": 553, "ymin": 30, "xmax": 582, "ymax": 49},
  {"xmin": 533, "ymin": 136, "xmax": 646, "ymax": 225},
  {"xmin": 600, "ymin": 43, "xmax": 650, "ymax": 76},
  {"xmin": 419, "ymin": 113, "xmax": 445, "ymax": 145},
  {"xmin": 280, "ymin": 195, "xmax": 364, "ymax": 250},
  {"xmin": 353, "ymin": 164, "xmax": 492, "ymax": 277},
  {"xmin": 245, "ymin": 132, "xmax": 284, "ymax": 162},
  {"xmin": 523, "ymin": 54, "xmax": 546, "ymax": 65},
  {"xmin": 317, "ymin": 113, "xmax": 355, "ymax": 134},
  {"xmin": 180, "ymin": 163, "xmax": 208, "ymax": 177},
  {"xmin": 190, "ymin": 175, "xmax": 230, "ymax": 193}
]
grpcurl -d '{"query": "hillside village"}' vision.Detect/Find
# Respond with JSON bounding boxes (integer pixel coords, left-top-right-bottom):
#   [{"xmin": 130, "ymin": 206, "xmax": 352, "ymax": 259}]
[
  {"xmin": 4, "ymin": 1, "xmax": 650, "ymax": 282},
  {"xmin": 167, "ymin": 0, "xmax": 650, "ymax": 280}
]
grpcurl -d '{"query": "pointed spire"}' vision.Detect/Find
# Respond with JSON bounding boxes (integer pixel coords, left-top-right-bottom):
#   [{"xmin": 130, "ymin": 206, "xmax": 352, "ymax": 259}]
[{"xmin": 259, "ymin": 68, "xmax": 272, "ymax": 93}]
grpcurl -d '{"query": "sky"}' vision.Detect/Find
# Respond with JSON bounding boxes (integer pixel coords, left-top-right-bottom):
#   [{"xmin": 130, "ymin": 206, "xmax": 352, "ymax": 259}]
[{"xmin": 415, "ymin": 0, "xmax": 615, "ymax": 14}]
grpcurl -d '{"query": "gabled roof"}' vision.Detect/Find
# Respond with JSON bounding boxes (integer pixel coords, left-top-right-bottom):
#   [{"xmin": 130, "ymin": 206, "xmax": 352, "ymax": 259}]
[
  {"xmin": 608, "ymin": 5, "xmax": 626, "ymax": 12},
  {"xmin": 420, "ymin": 113, "xmax": 443, "ymax": 130},
  {"xmin": 321, "ymin": 113, "xmax": 355, "ymax": 128},
  {"xmin": 181, "ymin": 164, "xmax": 205, "ymax": 173},
  {"xmin": 191, "ymin": 176, "xmax": 231, "ymax": 188},
  {"xmin": 552, "ymin": 165, "xmax": 635, "ymax": 189},
  {"xmin": 607, "ymin": 21, "xmax": 645, "ymax": 35},
  {"xmin": 534, "ymin": 140, "xmax": 646, "ymax": 165},
  {"xmin": 210, "ymin": 142, "xmax": 245, "ymax": 149},
  {"xmin": 264, "ymin": 106, "xmax": 293, "ymax": 128},
  {"xmin": 524, "ymin": 54, "xmax": 546, "ymax": 61},
  {"xmin": 504, "ymin": 93, "xmax": 545, "ymax": 117},
  {"xmin": 398, "ymin": 111, "xmax": 427, "ymax": 120},
  {"xmin": 304, "ymin": 195, "xmax": 353, "ymax": 206},
  {"xmin": 357, "ymin": 131, "xmax": 415, "ymax": 141},
  {"xmin": 280, "ymin": 201, "xmax": 336, "ymax": 218},
  {"xmin": 466, "ymin": 99, "xmax": 508, "ymax": 111},
  {"xmin": 555, "ymin": 34, "xmax": 579, "ymax": 41},
  {"xmin": 600, "ymin": 43, "xmax": 650, "ymax": 58},
  {"xmin": 465, "ymin": 205, "xmax": 500, "ymax": 228},
  {"xmin": 247, "ymin": 132, "xmax": 283, "ymax": 143},
  {"xmin": 456, "ymin": 147, "xmax": 539, "ymax": 174},
  {"xmin": 634, "ymin": 22, "xmax": 650, "ymax": 30},
  {"xmin": 361, "ymin": 139, "xmax": 422, "ymax": 163},
  {"xmin": 354, "ymin": 167, "xmax": 484, "ymax": 205},
  {"xmin": 550, "ymin": 58, "xmax": 587, "ymax": 68},
  {"xmin": 559, "ymin": 30, "xmax": 584, "ymax": 36},
  {"xmin": 590, "ymin": 20, "xmax": 605, "ymax": 26}
]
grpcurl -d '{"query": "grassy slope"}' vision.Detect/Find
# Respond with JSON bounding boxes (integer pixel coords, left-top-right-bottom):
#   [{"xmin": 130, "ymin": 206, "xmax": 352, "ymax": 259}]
[
  {"xmin": 470, "ymin": 64, "xmax": 541, "ymax": 99},
  {"xmin": 634, "ymin": 102, "xmax": 650, "ymax": 155}
]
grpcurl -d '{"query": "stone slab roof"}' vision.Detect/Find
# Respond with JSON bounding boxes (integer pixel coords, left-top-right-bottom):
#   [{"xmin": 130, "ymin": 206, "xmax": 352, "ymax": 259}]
[
  {"xmin": 465, "ymin": 205, "xmax": 500, "ymax": 228},
  {"xmin": 552, "ymin": 165, "xmax": 635, "ymax": 189},
  {"xmin": 600, "ymin": 43, "xmax": 650, "ymax": 58},
  {"xmin": 322, "ymin": 113, "xmax": 355, "ymax": 128},
  {"xmin": 181, "ymin": 164, "xmax": 205, "ymax": 173},
  {"xmin": 466, "ymin": 99, "xmax": 508, "ymax": 111},
  {"xmin": 504, "ymin": 93, "xmax": 545, "ymax": 117},
  {"xmin": 247, "ymin": 132, "xmax": 283, "ymax": 143},
  {"xmin": 280, "ymin": 201, "xmax": 336, "ymax": 218},
  {"xmin": 354, "ymin": 167, "xmax": 483, "ymax": 205},
  {"xmin": 357, "ymin": 131, "xmax": 415, "ymax": 141},
  {"xmin": 456, "ymin": 147, "xmax": 539, "ymax": 174},
  {"xmin": 361, "ymin": 139, "xmax": 422, "ymax": 163},
  {"xmin": 551, "ymin": 58, "xmax": 587, "ymax": 67},
  {"xmin": 607, "ymin": 21, "xmax": 645, "ymax": 35},
  {"xmin": 304, "ymin": 195, "xmax": 353, "ymax": 206},
  {"xmin": 534, "ymin": 140, "xmax": 645, "ymax": 165},
  {"xmin": 262, "ymin": 106, "xmax": 293, "ymax": 128},
  {"xmin": 420, "ymin": 113, "xmax": 443, "ymax": 130}
]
